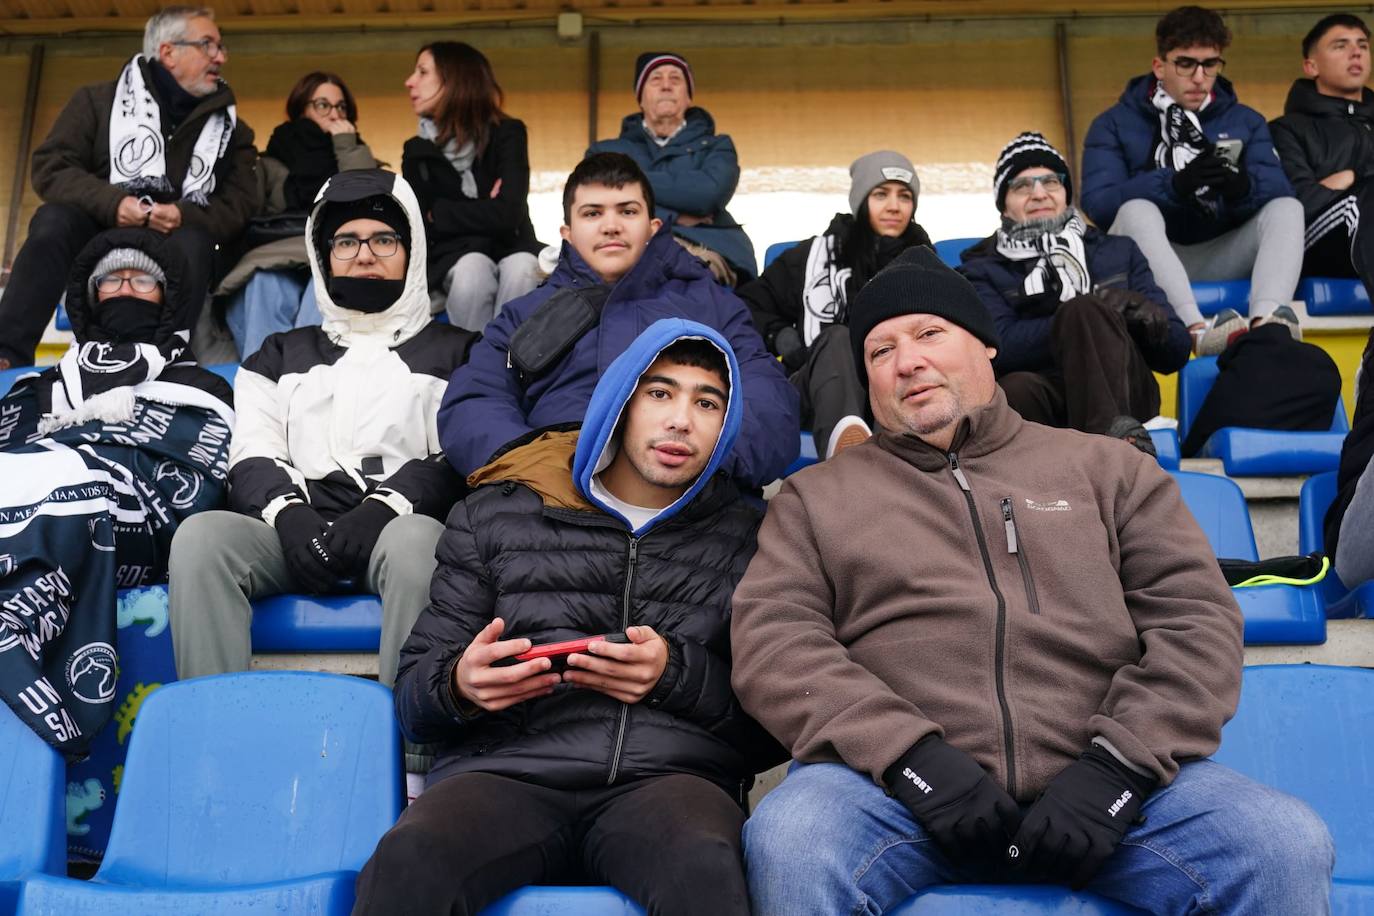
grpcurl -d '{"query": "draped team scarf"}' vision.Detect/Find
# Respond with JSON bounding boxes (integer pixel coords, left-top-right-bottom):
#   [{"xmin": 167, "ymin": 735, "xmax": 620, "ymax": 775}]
[
  {"xmin": 801, "ymin": 234, "xmax": 852, "ymax": 346},
  {"xmin": 37, "ymin": 332, "xmax": 190, "ymax": 436},
  {"xmin": 995, "ymin": 209, "xmax": 1091, "ymax": 304},
  {"xmin": 1151, "ymin": 81, "xmax": 1218, "ymax": 213},
  {"xmin": 418, "ymin": 117, "xmax": 478, "ymax": 199},
  {"xmin": 108, "ymin": 55, "xmax": 235, "ymax": 206}
]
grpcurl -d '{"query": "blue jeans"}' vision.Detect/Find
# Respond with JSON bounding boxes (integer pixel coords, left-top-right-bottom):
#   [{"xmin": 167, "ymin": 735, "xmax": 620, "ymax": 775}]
[
  {"xmin": 743, "ymin": 760, "xmax": 1333, "ymax": 915},
  {"xmin": 224, "ymin": 270, "xmax": 320, "ymax": 360}
]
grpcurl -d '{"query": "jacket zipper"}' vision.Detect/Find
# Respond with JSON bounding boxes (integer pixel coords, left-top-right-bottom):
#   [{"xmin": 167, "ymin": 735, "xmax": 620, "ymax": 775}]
[
  {"xmin": 606, "ymin": 535, "xmax": 639, "ymax": 785},
  {"xmin": 948, "ymin": 453, "xmax": 1018, "ymax": 798},
  {"xmin": 1001, "ymin": 498, "xmax": 1042, "ymax": 616}
]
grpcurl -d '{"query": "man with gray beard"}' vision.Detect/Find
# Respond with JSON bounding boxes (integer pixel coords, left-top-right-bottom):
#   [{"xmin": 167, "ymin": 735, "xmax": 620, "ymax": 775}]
[{"xmin": 957, "ymin": 133, "xmax": 1191, "ymax": 453}]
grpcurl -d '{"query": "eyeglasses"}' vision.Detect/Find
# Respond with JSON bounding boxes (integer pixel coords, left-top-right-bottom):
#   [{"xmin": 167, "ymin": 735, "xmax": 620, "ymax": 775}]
[
  {"xmin": 1169, "ymin": 55, "xmax": 1225, "ymax": 77},
  {"xmin": 172, "ymin": 37, "xmax": 227, "ymax": 59},
  {"xmin": 328, "ymin": 232, "xmax": 402, "ymax": 260},
  {"xmin": 96, "ymin": 273, "xmax": 160, "ymax": 294},
  {"xmin": 1006, "ymin": 173, "xmax": 1067, "ymax": 196},
  {"xmin": 308, "ymin": 98, "xmax": 349, "ymax": 116}
]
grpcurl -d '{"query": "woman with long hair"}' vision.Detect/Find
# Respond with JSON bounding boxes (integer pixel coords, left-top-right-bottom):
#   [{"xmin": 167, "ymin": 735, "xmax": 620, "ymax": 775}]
[
  {"xmin": 740, "ymin": 150, "xmax": 932, "ymax": 458},
  {"xmin": 402, "ymin": 41, "xmax": 543, "ymax": 332},
  {"xmin": 218, "ymin": 70, "xmax": 378, "ymax": 358}
]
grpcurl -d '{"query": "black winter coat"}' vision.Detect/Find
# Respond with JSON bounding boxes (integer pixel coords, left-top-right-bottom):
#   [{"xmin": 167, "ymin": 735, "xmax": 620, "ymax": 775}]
[
  {"xmin": 1327, "ymin": 328, "xmax": 1374, "ymax": 557},
  {"xmin": 394, "ymin": 471, "xmax": 781, "ymax": 797},
  {"xmin": 401, "ymin": 117, "xmax": 544, "ymax": 290},
  {"xmin": 1270, "ymin": 79, "xmax": 1374, "ymax": 222}
]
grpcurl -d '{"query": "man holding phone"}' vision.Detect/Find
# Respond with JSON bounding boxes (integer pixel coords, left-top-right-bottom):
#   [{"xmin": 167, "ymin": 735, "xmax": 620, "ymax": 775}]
[
  {"xmin": 1270, "ymin": 14, "xmax": 1374, "ymax": 300},
  {"xmin": 356, "ymin": 319, "xmax": 779, "ymax": 916},
  {"xmin": 1082, "ymin": 5, "xmax": 1305, "ymax": 354}
]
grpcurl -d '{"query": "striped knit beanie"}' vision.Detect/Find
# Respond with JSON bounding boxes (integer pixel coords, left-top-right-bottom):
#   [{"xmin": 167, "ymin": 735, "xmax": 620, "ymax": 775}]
[
  {"xmin": 635, "ymin": 52, "xmax": 694, "ymax": 100},
  {"xmin": 994, "ymin": 132, "xmax": 1072, "ymax": 212}
]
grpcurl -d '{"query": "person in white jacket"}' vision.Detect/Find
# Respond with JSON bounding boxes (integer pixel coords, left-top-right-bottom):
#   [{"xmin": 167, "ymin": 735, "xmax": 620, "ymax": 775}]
[{"xmin": 168, "ymin": 169, "xmax": 477, "ymax": 688}]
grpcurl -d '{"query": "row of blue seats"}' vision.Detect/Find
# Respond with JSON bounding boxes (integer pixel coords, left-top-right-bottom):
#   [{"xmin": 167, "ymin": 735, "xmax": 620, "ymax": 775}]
[{"xmin": 4, "ymin": 664, "xmax": 1370, "ymax": 914}]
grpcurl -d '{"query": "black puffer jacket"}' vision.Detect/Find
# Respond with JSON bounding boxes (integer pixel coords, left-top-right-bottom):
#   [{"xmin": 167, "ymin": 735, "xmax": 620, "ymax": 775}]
[
  {"xmin": 1327, "ymin": 328, "xmax": 1374, "ymax": 557},
  {"xmin": 1270, "ymin": 79, "xmax": 1374, "ymax": 221},
  {"xmin": 394, "ymin": 443, "xmax": 779, "ymax": 798}
]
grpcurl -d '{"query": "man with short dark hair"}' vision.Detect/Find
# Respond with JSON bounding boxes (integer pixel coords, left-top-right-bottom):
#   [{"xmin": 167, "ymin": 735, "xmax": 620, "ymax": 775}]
[
  {"xmin": 1082, "ymin": 5, "xmax": 1304, "ymax": 355},
  {"xmin": 356, "ymin": 320, "xmax": 777, "ymax": 916},
  {"xmin": 439, "ymin": 152, "xmax": 798, "ymax": 489},
  {"xmin": 0, "ymin": 6, "xmax": 260, "ymax": 368},
  {"xmin": 1270, "ymin": 14, "xmax": 1374, "ymax": 296},
  {"xmin": 732, "ymin": 246, "xmax": 1334, "ymax": 914},
  {"xmin": 588, "ymin": 52, "xmax": 756, "ymax": 285}
]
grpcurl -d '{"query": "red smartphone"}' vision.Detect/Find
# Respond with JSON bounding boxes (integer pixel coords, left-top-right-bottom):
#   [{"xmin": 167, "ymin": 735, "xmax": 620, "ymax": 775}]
[{"xmin": 493, "ymin": 632, "xmax": 630, "ymax": 668}]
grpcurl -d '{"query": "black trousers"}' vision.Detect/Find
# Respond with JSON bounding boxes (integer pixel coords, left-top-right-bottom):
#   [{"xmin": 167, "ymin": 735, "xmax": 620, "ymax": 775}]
[
  {"xmin": 1302, "ymin": 184, "xmax": 1374, "ymax": 299},
  {"xmin": 352, "ymin": 772, "xmax": 751, "ymax": 916},
  {"xmin": 998, "ymin": 295, "xmax": 1160, "ymax": 435},
  {"xmin": 791, "ymin": 323, "xmax": 868, "ymax": 456},
  {"xmin": 0, "ymin": 203, "xmax": 213, "ymax": 366}
]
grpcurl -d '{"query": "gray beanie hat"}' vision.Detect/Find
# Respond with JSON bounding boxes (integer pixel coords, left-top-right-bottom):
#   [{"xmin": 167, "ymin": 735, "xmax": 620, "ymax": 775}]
[
  {"xmin": 89, "ymin": 247, "xmax": 166, "ymax": 301},
  {"xmin": 848, "ymin": 151, "xmax": 919, "ymax": 216}
]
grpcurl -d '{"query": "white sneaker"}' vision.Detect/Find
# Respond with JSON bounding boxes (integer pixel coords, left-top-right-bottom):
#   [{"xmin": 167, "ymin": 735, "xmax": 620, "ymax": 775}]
[{"xmin": 826, "ymin": 416, "xmax": 872, "ymax": 459}]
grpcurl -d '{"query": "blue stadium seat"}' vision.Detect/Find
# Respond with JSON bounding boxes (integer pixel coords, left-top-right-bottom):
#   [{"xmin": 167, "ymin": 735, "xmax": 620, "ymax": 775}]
[
  {"xmin": 55, "ymin": 302, "xmax": 71, "ymax": 332},
  {"xmin": 1170, "ymin": 470, "xmax": 1326, "ymax": 644},
  {"xmin": 933, "ymin": 237, "xmax": 982, "ymax": 268},
  {"xmin": 0, "ymin": 706, "xmax": 65, "ymax": 913},
  {"xmin": 1298, "ymin": 472, "xmax": 1374, "ymax": 619},
  {"xmin": 16, "ymin": 672, "xmax": 403, "ymax": 915},
  {"xmin": 1191, "ymin": 280, "xmax": 1250, "ymax": 318},
  {"xmin": 1212, "ymin": 664, "xmax": 1374, "ymax": 913},
  {"xmin": 763, "ymin": 241, "xmax": 800, "ymax": 270},
  {"xmin": 207, "ymin": 362, "xmax": 239, "ymax": 386},
  {"xmin": 1148, "ymin": 427, "xmax": 1180, "ymax": 470},
  {"xmin": 0, "ymin": 366, "xmax": 35, "ymax": 398},
  {"xmin": 894, "ymin": 885, "xmax": 1144, "ymax": 913},
  {"xmin": 783, "ymin": 431, "xmax": 819, "ymax": 476},
  {"xmin": 479, "ymin": 886, "xmax": 644, "ymax": 915},
  {"xmin": 251, "ymin": 593, "xmax": 384, "ymax": 652},
  {"xmin": 1177, "ymin": 356, "xmax": 1348, "ymax": 476},
  {"xmin": 1298, "ymin": 277, "xmax": 1372, "ymax": 317}
]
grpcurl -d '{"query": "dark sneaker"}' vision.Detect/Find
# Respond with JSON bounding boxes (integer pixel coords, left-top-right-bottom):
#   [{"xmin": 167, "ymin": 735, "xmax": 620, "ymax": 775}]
[
  {"xmin": 1258, "ymin": 305, "xmax": 1303, "ymax": 342},
  {"xmin": 1105, "ymin": 415, "xmax": 1158, "ymax": 458}
]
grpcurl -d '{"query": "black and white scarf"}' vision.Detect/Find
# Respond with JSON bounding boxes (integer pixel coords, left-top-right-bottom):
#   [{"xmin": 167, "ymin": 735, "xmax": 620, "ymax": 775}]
[
  {"xmin": 418, "ymin": 117, "xmax": 478, "ymax": 199},
  {"xmin": 1151, "ymin": 81, "xmax": 1218, "ymax": 211},
  {"xmin": 995, "ymin": 209, "xmax": 1091, "ymax": 303},
  {"xmin": 801, "ymin": 234, "xmax": 852, "ymax": 346},
  {"xmin": 37, "ymin": 333, "xmax": 190, "ymax": 436},
  {"xmin": 109, "ymin": 55, "xmax": 235, "ymax": 206}
]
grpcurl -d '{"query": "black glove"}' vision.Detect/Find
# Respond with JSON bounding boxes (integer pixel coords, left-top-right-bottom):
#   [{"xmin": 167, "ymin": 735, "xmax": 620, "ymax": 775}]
[
  {"xmin": 1216, "ymin": 161, "xmax": 1251, "ymax": 201},
  {"xmin": 1096, "ymin": 287, "xmax": 1172, "ymax": 351},
  {"xmin": 772, "ymin": 326, "xmax": 808, "ymax": 372},
  {"xmin": 1171, "ymin": 154, "xmax": 1231, "ymax": 201},
  {"xmin": 274, "ymin": 503, "xmax": 342, "ymax": 594},
  {"xmin": 321, "ymin": 498, "xmax": 397, "ymax": 575},
  {"xmin": 884, "ymin": 735, "xmax": 1021, "ymax": 863},
  {"xmin": 1007, "ymin": 746, "xmax": 1158, "ymax": 888}
]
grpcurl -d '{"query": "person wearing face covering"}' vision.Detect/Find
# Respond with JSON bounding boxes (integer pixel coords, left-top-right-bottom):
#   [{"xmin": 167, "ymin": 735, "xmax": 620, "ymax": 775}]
[
  {"xmin": 0, "ymin": 227, "xmax": 234, "ymax": 757},
  {"xmin": 168, "ymin": 170, "xmax": 478, "ymax": 693}
]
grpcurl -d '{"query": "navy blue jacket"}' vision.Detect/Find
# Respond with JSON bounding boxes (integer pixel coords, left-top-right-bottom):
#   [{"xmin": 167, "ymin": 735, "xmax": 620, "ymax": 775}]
[
  {"xmin": 438, "ymin": 226, "xmax": 799, "ymax": 488},
  {"xmin": 1082, "ymin": 75, "xmax": 1295, "ymax": 245},
  {"xmin": 957, "ymin": 226, "xmax": 1192, "ymax": 376},
  {"xmin": 589, "ymin": 107, "xmax": 757, "ymax": 279}
]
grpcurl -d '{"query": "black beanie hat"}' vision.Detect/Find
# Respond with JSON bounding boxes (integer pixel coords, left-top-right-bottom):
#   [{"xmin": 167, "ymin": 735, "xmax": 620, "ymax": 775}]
[
  {"xmin": 634, "ymin": 52, "xmax": 694, "ymax": 100},
  {"xmin": 993, "ymin": 131, "xmax": 1073, "ymax": 213},
  {"xmin": 848, "ymin": 245, "xmax": 1000, "ymax": 384},
  {"xmin": 316, "ymin": 194, "xmax": 410, "ymax": 271}
]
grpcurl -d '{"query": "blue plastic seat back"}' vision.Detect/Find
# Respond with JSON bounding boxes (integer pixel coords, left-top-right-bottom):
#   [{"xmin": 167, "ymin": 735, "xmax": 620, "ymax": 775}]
[
  {"xmin": 783, "ymin": 431, "xmax": 819, "ymax": 477},
  {"xmin": 479, "ymin": 886, "xmax": 645, "ymax": 915},
  {"xmin": 1298, "ymin": 277, "xmax": 1372, "ymax": 316},
  {"xmin": 0, "ymin": 366, "xmax": 40, "ymax": 399},
  {"xmin": 1169, "ymin": 470, "xmax": 1259, "ymax": 561},
  {"xmin": 1148, "ymin": 428, "xmax": 1180, "ymax": 470},
  {"xmin": 933, "ymin": 237, "xmax": 983, "ymax": 269},
  {"xmin": 207, "ymin": 362, "xmax": 239, "ymax": 386},
  {"xmin": 1177, "ymin": 356, "xmax": 1348, "ymax": 443},
  {"xmin": 1299, "ymin": 472, "xmax": 1337, "ymax": 557},
  {"xmin": 0, "ymin": 705, "xmax": 65, "ymax": 888},
  {"xmin": 55, "ymin": 302, "xmax": 71, "ymax": 332},
  {"xmin": 892, "ymin": 884, "xmax": 1145, "ymax": 914},
  {"xmin": 96, "ymin": 671, "xmax": 402, "ymax": 888},
  {"xmin": 250, "ymin": 593, "xmax": 384, "ymax": 651},
  {"xmin": 1213, "ymin": 665, "xmax": 1374, "ymax": 882},
  {"xmin": 1191, "ymin": 280, "xmax": 1251, "ymax": 318},
  {"xmin": 763, "ymin": 241, "xmax": 800, "ymax": 270}
]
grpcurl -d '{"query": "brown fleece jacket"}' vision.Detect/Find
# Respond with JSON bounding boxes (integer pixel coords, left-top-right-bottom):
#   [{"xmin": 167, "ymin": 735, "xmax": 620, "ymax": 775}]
[
  {"xmin": 30, "ymin": 66, "xmax": 259, "ymax": 244},
  {"xmin": 730, "ymin": 390, "xmax": 1243, "ymax": 802}
]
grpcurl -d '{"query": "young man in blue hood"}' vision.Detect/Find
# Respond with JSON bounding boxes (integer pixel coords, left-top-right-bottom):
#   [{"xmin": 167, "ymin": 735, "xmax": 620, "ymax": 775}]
[
  {"xmin": 1081, "ymin": 5, "xmax": 1305, "ymax": 354},
  {"xmin": 439, "ymin": 152, "xmax": 798, "ymax": 490},
  {"xmin": 357, "ymin": 319, "xmax": 778, "ymax": 916}
]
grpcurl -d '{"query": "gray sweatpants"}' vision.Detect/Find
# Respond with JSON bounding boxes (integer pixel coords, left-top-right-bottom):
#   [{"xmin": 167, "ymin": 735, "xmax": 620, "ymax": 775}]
[
  {"xmin": 168, "ymin": 509, "xmax": 443, "ymax": 687},
  {"xmin": 1108, "ymin": 197, "xmax": 1304, "ymax": 327},
  {"xmin": 1336, "ymin": 458, "xmax": 1374, "ymax": 587}
]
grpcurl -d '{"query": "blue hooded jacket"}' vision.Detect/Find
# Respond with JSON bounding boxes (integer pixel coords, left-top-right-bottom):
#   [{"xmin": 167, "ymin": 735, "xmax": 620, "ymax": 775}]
[
  {"xmin": 588, "ymin": 107, "xmax": 758, "ymax": 279},
  {"xmin": 574, "ymin": 318, "xmax": 743, "ymax": 536},
  {"xmin": 439, "ymin": 225, "xmax": 798, "ymax": 488},
  {"xmin": 1081, "ymin": 74, "xmax": 1295, "ymax": 245}
]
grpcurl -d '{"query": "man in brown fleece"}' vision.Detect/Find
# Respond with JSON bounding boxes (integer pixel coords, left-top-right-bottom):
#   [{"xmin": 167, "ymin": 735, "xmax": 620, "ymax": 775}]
[{"xmin": 732, "ymin": 246, "xmax": 1334, "ymax": 915}]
